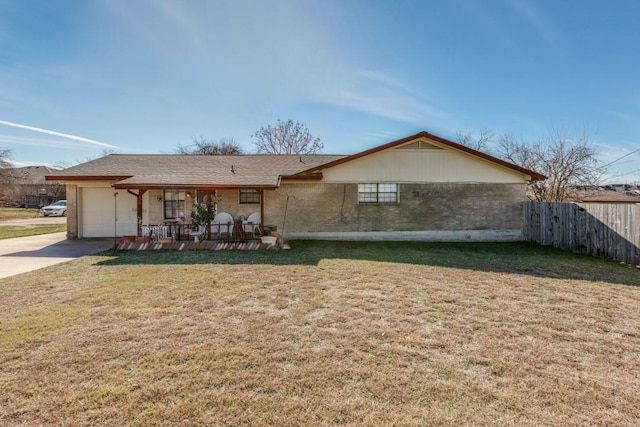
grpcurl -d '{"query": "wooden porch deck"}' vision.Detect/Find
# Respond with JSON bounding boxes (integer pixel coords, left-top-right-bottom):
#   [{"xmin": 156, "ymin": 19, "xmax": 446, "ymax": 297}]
[{"xmin": 114, "ymin": 239, "xmax": 279, "ymax": 251}]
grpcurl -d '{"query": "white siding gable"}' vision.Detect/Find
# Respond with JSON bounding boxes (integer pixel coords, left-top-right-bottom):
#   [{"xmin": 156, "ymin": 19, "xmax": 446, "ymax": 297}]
[{"xmin": 320, "ymin": 137, "xmax": 530, "ymax": 183}]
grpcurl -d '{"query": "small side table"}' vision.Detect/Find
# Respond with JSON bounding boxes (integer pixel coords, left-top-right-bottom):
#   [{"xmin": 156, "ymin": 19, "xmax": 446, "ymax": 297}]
[{"xmin": 191, "ymin": 231, "xmax": 204, "ymax": 243}]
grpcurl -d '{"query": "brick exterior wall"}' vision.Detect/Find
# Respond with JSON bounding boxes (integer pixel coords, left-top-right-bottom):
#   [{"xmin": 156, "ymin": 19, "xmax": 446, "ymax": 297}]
[
  {"xmin": 263, "ymin": 182, "xmax": 525, "ymax": 235},
  {"xmin": 216, "ymin": 189, "xmax": 261, "ymax": 221},
  {"xmin": 66, "ymin": 184, "xmax": 77, "ymax": 238},
  {"xmin": 146, "ymin": 189, "xmax": 262, "ymax": 225},
  {"xmin": 145, "ymin": 189, "xmax": 164, "ymax": 224}
]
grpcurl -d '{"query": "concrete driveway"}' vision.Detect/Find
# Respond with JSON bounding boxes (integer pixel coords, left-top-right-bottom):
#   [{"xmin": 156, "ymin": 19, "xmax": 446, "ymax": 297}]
[{"xmin": 0, "ymin": 231, "xmax": 114, "ymax": 280}]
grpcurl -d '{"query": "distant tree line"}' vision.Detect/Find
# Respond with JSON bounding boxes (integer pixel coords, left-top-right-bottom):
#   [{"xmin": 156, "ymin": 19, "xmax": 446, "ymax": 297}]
[
  {"xmin": 456, "ymin": 127, "xmax": 604, "ymax": 202},
  {"xmin": 0, "ymin": 148, "xmax": 65, "ymax": 207},
  {"xmin": 176, "ymin": 137, "xmax": 244, "ymax": 155},
  {"xmin": 177, "ymin": 119, "xmax": 323, "ymax": 156},
  {"xmin": 0, "ymin": 147, "xmax": 14, "ymax": 204}
]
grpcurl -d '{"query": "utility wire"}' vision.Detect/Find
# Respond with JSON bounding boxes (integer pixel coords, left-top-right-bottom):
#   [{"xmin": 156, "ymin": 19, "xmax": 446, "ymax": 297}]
[
  {"xmin": 601, "ymin": 147, "xmax": 640, "ymax": 168},
  {"xmin": 614, "ymin": 167, "xmax": 640, "ymax": 178}
]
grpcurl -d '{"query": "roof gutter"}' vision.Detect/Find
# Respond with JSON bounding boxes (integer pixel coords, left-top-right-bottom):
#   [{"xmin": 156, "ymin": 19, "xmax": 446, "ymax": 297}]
[
  {"xmin": 280, "ymin": 173, "xmax": 323, "ymax": 181},
  {"xmin": 111, "ymin": 183, "xmax": 279, "ymax": 190},
  {"xmin": 45, "ymin": 175, "xmax": 132, "ymax": 181}
]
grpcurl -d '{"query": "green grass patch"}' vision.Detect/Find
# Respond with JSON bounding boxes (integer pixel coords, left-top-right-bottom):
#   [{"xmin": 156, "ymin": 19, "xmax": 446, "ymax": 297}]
[
  {"xmin": 0, "ymin": 224, "xmax": 67, "ymax": 239},
  {"xmin": 99, "ymin": 240, "xmax": 639, "ymax": 286}
]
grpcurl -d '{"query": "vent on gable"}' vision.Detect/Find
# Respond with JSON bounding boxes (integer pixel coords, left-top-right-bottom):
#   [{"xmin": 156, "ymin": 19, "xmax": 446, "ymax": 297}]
[{"xmin": 396, "ymin": 140, "xmax": 443, "ymax": 150}]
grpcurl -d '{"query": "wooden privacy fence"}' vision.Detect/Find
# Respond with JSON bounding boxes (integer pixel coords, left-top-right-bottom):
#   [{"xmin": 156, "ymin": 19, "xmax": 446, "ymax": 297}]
[{"xmin": 523, "ymin": 202, "xmax": 640, "ymax": 266}]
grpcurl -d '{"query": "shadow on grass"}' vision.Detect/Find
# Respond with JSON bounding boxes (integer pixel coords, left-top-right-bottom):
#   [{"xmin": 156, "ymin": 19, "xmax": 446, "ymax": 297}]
[{"xmin": 94, "ymin": 240, "xmax": 640, "ymax": 287}]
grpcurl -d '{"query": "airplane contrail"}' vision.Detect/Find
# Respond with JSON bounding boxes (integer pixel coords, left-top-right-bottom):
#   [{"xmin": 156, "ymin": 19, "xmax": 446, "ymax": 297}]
[{"xmin": 0, "ymin": 119, "xmax": 117, "ymax": 149}]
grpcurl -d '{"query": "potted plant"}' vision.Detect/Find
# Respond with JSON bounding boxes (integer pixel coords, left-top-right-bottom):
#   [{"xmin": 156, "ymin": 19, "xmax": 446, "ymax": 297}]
[{"xmin": 191, "ymin": 202, "xmax": 215, "ymax": 236}]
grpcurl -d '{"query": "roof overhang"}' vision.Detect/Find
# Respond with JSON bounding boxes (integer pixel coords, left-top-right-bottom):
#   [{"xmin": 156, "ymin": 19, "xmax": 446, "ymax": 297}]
[
  {"xmin": 45, "ymin": 175, "xmax": 132, "ymax": 181},
  {"xmin": 111, "ymin": 183, "xmax": 278, "ymax": 190},
  {"xmin": 280, "ymin": 173, "xmax": 324, "ymax": 181}
]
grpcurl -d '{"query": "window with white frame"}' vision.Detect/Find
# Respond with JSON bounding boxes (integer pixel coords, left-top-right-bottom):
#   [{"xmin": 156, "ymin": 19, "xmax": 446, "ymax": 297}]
[
  {"xmin": 164, "ymin": 190, "xmax": 186, "ymax": 219},
  {"xmin": 358, "ymin": 183, "xmax": 398, "ymax": 204},
  {"xmin": 239, "ymin": 189, "xmax": 260, "ymax": 204}
]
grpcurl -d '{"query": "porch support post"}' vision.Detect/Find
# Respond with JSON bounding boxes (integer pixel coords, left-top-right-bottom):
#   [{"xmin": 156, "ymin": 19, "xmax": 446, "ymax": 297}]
[
  {"xmin": 207, "ymin": 190, "xmax": 215, "ymax": 241},
  {"xmin": 259, "ymin": 189, "xmax": 264, "ymax": 236},
  {"xmin": 127, "ymin": 189, "xmax": 147, "ymax": 237}
]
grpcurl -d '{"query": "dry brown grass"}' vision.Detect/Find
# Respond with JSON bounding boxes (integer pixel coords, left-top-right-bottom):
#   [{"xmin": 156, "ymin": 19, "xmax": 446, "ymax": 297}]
[
  {"xmin": 0, "ymin": 242, "xmax": 639, "ymax": 426},
  {"xmin": 0, "ymin": 224, "xmax": 67, "ymax": 239},
  {"xmin": 0, "ymin": 208, "xmax": 41, "ymax": 220}
]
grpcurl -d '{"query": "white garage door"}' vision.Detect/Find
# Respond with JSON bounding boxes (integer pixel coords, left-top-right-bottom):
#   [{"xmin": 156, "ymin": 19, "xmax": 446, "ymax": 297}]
[{"xmin": 80, "ymin": 188, "xmax": 137, "ymax": 237}]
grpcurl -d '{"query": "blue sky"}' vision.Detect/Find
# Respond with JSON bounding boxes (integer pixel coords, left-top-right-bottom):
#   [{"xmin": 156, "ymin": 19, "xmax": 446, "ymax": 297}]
[{"xmin": 1, "ymin": 0, "xmax": 639, "ymax": 182}]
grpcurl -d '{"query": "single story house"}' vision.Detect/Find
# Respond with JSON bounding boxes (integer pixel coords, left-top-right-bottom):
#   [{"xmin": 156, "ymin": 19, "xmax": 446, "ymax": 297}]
[
  {"xmin": 7, "ymin": 166, "xmax": 65, "ymax": 208},
  {"xmin": 46, "ymin": 131, "xmax": 544, "ymax": 241},
  {"xmin": 574, "ymin": 189, "xmax": 640, "ymax": 204}
]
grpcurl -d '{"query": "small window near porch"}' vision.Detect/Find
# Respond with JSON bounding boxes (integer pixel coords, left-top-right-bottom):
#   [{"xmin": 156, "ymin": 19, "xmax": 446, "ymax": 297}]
[
  {"xmin": 358, "ymin": 183, "xmax": 398, "ymax": 204},
  {"xmin": 239, "ymin": 189, "xmax": 260, "ymax": 204},
  {"xmin": 164, "ymin": 190, "xmax": 186, "ymax": 219}
]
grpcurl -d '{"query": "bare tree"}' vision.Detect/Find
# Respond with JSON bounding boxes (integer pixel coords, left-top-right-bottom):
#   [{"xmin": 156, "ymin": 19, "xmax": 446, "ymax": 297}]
[
  {"xmin": 0, "ymin": 148, "xmax": 15, "ymax": 205},
  {"xmin": 252, "ymin": 119, "xmax": 323, "ymax": 155},
  {"xmin": 53, "ymin": 148, "xmax": 117, "ymax": 169},
  {"xmin": 455, "ymin": 128, "xmax": 495, "ymax": 153},
  {"xmin": 0, "ymin": 147, "xmax": 12, "ymax": 171},
  {"xmin": 176, "ymin": 137, "xmax": 244, "ymax": 155},
  {"xmin": 498, "ymin": 129, "xmax": 603, "ymax": 202}
]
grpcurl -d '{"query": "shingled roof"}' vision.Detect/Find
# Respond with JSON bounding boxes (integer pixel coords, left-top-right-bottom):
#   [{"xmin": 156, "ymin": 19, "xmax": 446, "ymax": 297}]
[
  {"xmin": 47, "ymin": 154, "xmax": 346, "ymax": 189},
  {"xmin": 574, "ymin": 190, "xmax": 640, "ymax": 203},
  {"xmin": 13, "ymin": 166, "xmax": 62, "ymax": 184},
  {"xmin": 46, "ymin": 131, "xmax": 545, "ymax": 187}
]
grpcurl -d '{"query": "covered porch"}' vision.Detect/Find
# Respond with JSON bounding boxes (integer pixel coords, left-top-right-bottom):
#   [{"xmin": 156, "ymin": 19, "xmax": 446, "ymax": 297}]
[{"xmin": 114, "ymin": 183, "xmax": 274, "ymax": 243}]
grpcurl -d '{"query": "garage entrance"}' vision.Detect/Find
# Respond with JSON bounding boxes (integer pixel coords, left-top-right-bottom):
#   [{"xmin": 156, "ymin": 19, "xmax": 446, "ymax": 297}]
[{"xmin": 80, "ymin": 188, "xmax": 137, "ymax": 237}]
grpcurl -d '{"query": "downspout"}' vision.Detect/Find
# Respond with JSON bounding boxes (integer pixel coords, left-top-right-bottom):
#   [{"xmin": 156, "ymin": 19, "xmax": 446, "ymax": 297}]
[{"xmin": 282, "ymin": 194, "xmax": 290, "ymax": 235}]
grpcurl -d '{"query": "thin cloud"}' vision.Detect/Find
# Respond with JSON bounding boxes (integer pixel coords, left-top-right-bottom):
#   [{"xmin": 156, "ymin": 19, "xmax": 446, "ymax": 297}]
[
  {"xmin": 0, "ymin": 120, "xmax": 117, "ymax": 149},
  {"xmin": 0, "ymin": 134, "xmax": 88, "ymax": 149},
  {"xmin": 8, "ymin": 159, "xmax": 57, "ymax": 168},
  {"xmin": 364, "ymin": 131, "xmax": 404, "ymax": 140},
  {"xmin": 358, "ymin": 69, "xmax": 413, "ymax": 92},
  {"xmin": 335, "ymin": 90, "xmax": 446, "ymax": 125},
  {"xmin": 154, "ymin": 0, "xmax": 208, "ymax": 55},
  {"xmin": 318, "ymin": 73, "xmax": 449, "ymax": 127},
  {"xmin": 504, "ymin": 0, "xmax": 564, "ymax": 53}
]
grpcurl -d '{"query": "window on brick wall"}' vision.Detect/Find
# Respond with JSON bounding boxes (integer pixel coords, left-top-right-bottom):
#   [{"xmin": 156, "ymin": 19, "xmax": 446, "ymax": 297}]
[
  {"xmin": 239, "ymin": 189, "xmax": 260, "ymax": 204},
  {"xmin": 358, "ymin": 183, "xmax": 398, "ymax": 204},
  {"xmin": 164, "ymin": 190, "xmax": 186, "ymax": 219}
]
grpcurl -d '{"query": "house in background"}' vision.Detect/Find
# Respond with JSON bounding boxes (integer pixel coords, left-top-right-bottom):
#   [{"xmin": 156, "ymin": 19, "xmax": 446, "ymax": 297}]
[
  {"xmin": 573, "ymin": 186, "xmax": 640, "ymax": 204},
  {"xmin": 46, "ymin": 131, "xmax": 544, "ymax": 241},
  {"xmin": 9, "ymin": 166, "xmax": 65, "ymax": 208}
]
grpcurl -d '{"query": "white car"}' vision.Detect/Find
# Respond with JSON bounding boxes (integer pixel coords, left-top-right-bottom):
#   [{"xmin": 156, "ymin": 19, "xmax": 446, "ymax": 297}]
[{"xmin": 41, "ymin": 200, "xmax": 67, "ymax": 217}]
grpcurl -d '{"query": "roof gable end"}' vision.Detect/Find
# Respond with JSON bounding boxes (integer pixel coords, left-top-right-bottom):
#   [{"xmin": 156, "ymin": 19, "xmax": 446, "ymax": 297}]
[{"xmin": 295, "ymin": 131, "xmax": 545, "ymax": 181}]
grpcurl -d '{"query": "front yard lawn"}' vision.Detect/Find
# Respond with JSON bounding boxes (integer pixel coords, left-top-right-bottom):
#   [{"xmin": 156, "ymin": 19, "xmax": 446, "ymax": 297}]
[
  {"xmin": 0, "ymin": 241, "xmax": 638, "ymax": 426},
  {"xmin": 0, "ymin": 207, "xmax": 41, "ymax": 220},
  {"xmin": 0, "ymin": 224, "xmax": 67, "ymax": 240}
]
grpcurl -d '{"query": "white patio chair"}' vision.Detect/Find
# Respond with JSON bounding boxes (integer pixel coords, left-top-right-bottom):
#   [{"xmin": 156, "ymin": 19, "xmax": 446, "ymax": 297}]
[
  {"xmin": 210, "ymin": 212, "xmax": 234, "ymax": 240},
  {"xmin": 242, "ymin": 212, "xmax": 261, "ymax": 239}
]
